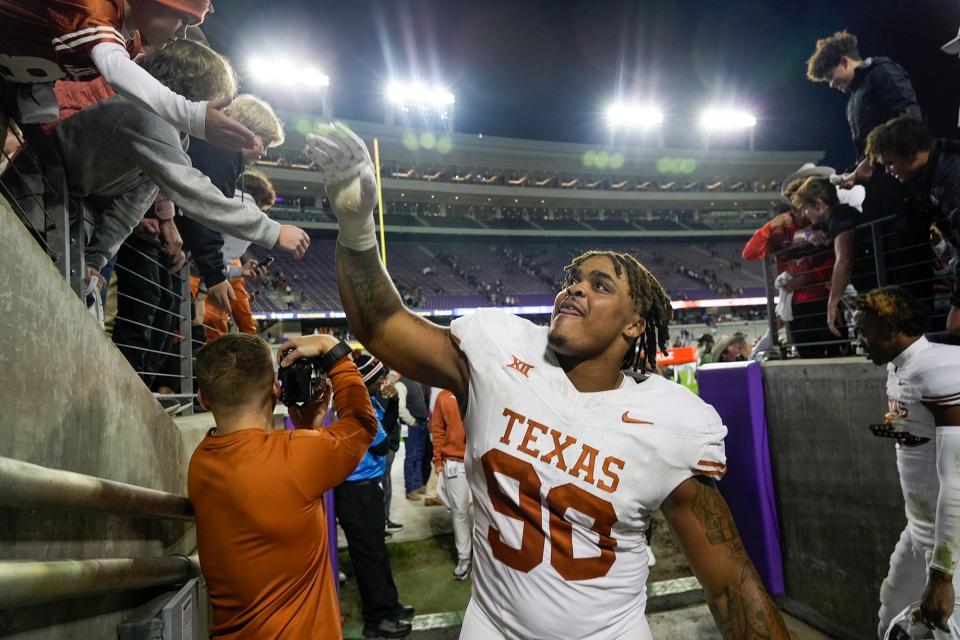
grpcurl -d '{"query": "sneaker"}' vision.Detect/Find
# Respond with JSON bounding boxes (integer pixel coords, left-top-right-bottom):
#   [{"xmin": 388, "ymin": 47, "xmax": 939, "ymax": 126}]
[
  {"xmin": 397, "ymin": 604, "xmax": 415, "ymax": 620},
  {"xmin": 423, "ymin": 497, "xmax": 444, "ymax": 507},
  {"xmin": 386, "ymin": 520, "xmax": 403, "ymax": 530},
  {"xmin": 453, "ymin": 558, "xmax": 471, "ymax": 581},
  {"xmin": 362, "ymin": 618, "xmax": 412, "ymax": 638},
  {"xmin": 405, "ymin": 492, "xmax": 422, "ymax": 501},
  {"xmin": 384, "ymin": 530, "xmax": 393, "ymax": 540}
]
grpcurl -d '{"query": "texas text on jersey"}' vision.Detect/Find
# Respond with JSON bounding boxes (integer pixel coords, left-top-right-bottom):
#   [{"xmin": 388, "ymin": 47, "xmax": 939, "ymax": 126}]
[{"xmin": 451, "ymin": 308, "xmax": 727, "ymax": 640}]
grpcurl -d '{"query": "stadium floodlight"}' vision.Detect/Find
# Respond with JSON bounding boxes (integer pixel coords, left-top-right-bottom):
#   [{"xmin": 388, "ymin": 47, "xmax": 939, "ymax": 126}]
[
  {"xmin": 386, "ymin": 81, "xmax": 455, "ymax": 108},
  {"xmin": 248, "ymin": 57, "xmax": 330, "ymax": 90},
  {"xmin": 605, "ymin": 102, "xmax": 664, "ymax": 129},
  {"xmin": 698, "ymin": 108, "xmax": 757, "ymax": 132}
]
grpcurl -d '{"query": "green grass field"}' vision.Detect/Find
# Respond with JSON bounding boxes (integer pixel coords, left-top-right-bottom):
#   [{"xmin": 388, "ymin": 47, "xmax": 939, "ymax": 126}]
[{"xmin": 338, "ymin": 534, "xmax": 473, "ymax": 627}]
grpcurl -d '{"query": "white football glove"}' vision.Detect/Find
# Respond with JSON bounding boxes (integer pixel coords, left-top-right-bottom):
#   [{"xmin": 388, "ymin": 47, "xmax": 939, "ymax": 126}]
[{"xmin": 304, "ymin": 122, "xmax": 378, "ymax": 250}]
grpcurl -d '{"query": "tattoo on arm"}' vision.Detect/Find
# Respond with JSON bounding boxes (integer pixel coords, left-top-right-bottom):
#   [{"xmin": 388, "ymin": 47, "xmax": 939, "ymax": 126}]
[
  {"xmin": 691, "ymin": 478, "xmax": 788, "ymax": 640},
  {"xmin": 336, "ymin": 244, "xmax": 404, "ymax": 333}
]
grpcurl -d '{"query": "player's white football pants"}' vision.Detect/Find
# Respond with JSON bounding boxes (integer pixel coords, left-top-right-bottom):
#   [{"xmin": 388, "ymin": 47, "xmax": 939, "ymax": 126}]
[
  {"xmin": 459, "ymin": 599, "xmax": 654, "ymax": 640},
  {"xmin": 878, "ymin": 527, "xmax": 960, "ymax": 639},
  {"xmin": 443, "ymin": 462, "xmax": 473, "ymax": 561}
]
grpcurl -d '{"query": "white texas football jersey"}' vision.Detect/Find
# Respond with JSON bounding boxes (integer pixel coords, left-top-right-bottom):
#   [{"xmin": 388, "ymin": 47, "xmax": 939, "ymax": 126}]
[
  {"xmin": 450, "ymin": 309, "xmax": 727, "ymax": 640},
  {"xmin": 884, "ymin": 336, "xmax": 960, "ymax": 546}
]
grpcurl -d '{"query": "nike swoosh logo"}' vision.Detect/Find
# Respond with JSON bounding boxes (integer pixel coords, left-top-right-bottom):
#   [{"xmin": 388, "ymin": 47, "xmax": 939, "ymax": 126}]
[{"xmin": 622, "ymin": 412, "xmax": 654, "ymax": 425}]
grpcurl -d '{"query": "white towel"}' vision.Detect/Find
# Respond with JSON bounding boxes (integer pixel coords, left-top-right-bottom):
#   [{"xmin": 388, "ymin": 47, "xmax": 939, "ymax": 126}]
[{"xmin": 774, "ymin": 272, "xmax": 794, "ymax": 321}]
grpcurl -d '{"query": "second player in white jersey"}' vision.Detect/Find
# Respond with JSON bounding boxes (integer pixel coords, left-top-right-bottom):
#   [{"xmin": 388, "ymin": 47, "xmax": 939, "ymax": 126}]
[
  {"xmin": 855, "ymin": 288, "xmax": 960, "ymax": 637},
  {"xmin": 451, "ymin": 308, "xmax": 725, "ymax": 639},
  {"xmin": 884, "ymin": 337, "xmax": 960, "ymax": 545}
]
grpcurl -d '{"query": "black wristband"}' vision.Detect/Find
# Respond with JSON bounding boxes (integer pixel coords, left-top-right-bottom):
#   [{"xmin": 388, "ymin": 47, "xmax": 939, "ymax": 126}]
[{"xmin": 318, "ymin": 341, "xmax": 352, "ymax": 373}]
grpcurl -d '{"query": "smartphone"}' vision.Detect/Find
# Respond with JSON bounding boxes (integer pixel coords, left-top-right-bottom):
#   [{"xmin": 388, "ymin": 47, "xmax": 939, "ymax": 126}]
[{"xmin": 257, "ymin": 256, "xmax": 275, "ymax": 269}]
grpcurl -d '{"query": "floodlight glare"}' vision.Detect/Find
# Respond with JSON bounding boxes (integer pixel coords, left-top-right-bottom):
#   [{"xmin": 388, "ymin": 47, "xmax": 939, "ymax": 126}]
[
  {"xmin": 387, "ymin": 81, "xmax": 455, "ymax": 108},
  {"xmin": 699, "ymin": 108, "xmax": 757, "ymax": 132},
  {"xmin": 606, "ymin": 102, "xmax": 664, "ymax": 129},
  {"xmin": 248, "ymin": 57, "xmax": 329, "ymax": 89}
]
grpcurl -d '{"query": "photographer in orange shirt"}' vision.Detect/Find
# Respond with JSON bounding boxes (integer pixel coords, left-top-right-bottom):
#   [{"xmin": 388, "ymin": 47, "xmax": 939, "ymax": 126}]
[{"xmin": 188, "ymin": 333, "xmax": 377, "ymax": 639}]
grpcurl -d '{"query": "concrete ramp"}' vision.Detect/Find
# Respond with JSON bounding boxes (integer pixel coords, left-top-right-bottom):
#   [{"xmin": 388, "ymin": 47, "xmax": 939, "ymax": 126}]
[{"xmin": 0, "ymin": 194, "xmax": 204, "ymax": 638}]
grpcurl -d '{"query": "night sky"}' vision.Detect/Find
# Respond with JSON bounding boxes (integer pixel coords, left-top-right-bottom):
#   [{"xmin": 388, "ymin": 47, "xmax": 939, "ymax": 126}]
[{"xmin": 206, "ymin": 0, "xmax": 960, "ymax": 170}]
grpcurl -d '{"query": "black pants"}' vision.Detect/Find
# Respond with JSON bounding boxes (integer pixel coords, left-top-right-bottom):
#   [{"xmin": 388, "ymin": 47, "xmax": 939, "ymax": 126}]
[
  {"xmin": 383, "ymin": 450, "xmax": 395, "ymax": 520},
  {"xmin": 113, "ymin": 234, "xmax": 178, "ymax": 390},
  {"xmin": 863, "ymin": 170, "xmax": 936, "ymax": 322},
  {"xmin": 334, "ymin": 478, "xmax": 403, "ymax": 626},
  {"xmin": 421, "ymin": 429, "xmax": 434, "ymax": 487},
  {"xmin": 788, "ymin": 298, "xmax": 851, "ymax": 358}
]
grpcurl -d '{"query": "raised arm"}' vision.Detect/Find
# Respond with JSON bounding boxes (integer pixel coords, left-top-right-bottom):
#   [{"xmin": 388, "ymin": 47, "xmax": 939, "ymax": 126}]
[
  {"xmin": 304, "ymin": 124, "xmax": 469, "ymax": 399},
  {"xmin": 336, "ymin": 245, "xmax": 468, "ymax": 396},
  {"xmin": 284, "ymin": 342, "xmax": 380, "ymax": 500},
  {"xmin": 662, "ymin": 476, "xmax": 789, "ymax": 640},
  {"xmin": 826, "ymin": 230, "xmax": 855, "ymax": 336}
]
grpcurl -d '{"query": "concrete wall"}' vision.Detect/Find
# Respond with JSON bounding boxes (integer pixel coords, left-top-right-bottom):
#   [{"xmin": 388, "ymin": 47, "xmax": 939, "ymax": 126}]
[
  {"xmin": 0, "ymin": 195, "xmax": 208, "ymax": 638},
  {"xmin": 761, "ymin": 358, "xmax": 903, "ymax": 640}
]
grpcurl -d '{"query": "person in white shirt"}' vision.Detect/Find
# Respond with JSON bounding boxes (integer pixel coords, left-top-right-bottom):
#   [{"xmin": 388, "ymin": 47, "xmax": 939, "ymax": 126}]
[
  {"xmin": 278, "ymin": 124, "xmax": 790, "ymax": 640},
  {"xmin": 854, "ymin": 286, "xmax": 960, "ymax": 637}
]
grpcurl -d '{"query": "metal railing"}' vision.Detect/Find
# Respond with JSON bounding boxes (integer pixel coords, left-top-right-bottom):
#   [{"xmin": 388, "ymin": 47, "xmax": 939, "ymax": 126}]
[
  {"xmin": 0, "ymin": 454, "xmax": 197, "ymax": 609},
  {"xmin": 0, "ymin": 456, "xmax": 193, "ymax": 521},
  {"xmin": 0, "ymin": 115, "xmax": 254, "ymax": 413},
  {"xmin": 108, "ymin": 238, "xmax": 197, "ymax": 413},
  {"xmin": 0, "ymin": 123, "xmax": 82, "ymax": 292},
  {"xmin": 762, "ymin": 213, "xmax": 954, "ymax": 358},
  {"xmin": 0, "ymin": 556, "xmax": 199, "ymax": 609}
]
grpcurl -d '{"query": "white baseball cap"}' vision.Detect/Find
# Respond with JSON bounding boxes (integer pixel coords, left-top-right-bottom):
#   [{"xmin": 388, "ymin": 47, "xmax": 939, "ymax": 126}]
[{"xmin": 942, "ymin": 26, "xmax": 960, "ymax": 55}]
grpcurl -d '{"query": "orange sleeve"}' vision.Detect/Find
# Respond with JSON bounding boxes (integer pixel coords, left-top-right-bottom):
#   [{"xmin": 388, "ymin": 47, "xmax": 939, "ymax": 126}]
[
  {"xmin": 742, "ymin": 221, "xmax": 774, "ymax": 261},
  {"xmin": 285, "ymin": 358, "xmax": 379, "ymax": 500},
  {"xmin": 46, "ymin": 0, "xmax": 125, "ymax": 74},
  {"xmin": 430, "ymin": 393, "xmax": 448, "ymax": 468}
]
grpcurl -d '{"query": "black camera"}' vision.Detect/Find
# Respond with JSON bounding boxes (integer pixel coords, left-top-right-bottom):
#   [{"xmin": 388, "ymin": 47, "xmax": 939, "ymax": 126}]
[{"xmin": 278, "ymin": 359, "xmax": 326, "ymax": 406}]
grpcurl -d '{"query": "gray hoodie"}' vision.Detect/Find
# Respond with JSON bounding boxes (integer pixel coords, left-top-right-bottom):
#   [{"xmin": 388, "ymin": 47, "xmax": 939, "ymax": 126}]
[{"xmin": 53, "ymin": 95, "xmax": 281, "ymax": 269}]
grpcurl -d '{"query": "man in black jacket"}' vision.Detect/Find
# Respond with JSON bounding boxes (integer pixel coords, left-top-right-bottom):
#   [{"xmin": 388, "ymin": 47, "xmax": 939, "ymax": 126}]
[
  {"xmin": 338, "ymin": 354, "xmax": 413, "ymax": 639},
  {"xmin": 807, "ymin": 30, "xmax": 921, "ymax": 191},
  {"xmin": 866, "ymin": 116, "xmax": 960, "ymax": 336}
]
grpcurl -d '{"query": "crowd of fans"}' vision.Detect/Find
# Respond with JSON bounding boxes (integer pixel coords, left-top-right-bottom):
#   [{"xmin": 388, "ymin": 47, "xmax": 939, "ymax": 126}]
[
  {"xmin": 739, "ymin": 30, "xmax": 960, "ymax": 359},
  {"xmin": 433, "ymin": 250, "xmax": 518, "ymax": 305},
  {"xmin": 1, "ymin": 6, "xmax": 314, "ymax": 412},
  {"xmin": 0, "ymin": 7, "xmax": 475, "ymax": 636},
  {"xmin": 255, "ymin": 269, "xmax": 314, "ymax": 311}
]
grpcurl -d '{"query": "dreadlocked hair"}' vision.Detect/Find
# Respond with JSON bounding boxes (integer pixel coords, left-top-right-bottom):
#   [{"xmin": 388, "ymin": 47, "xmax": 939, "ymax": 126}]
[{"xmin": 564, "ymin": 250, "xmax": 673, "ymax": 374}]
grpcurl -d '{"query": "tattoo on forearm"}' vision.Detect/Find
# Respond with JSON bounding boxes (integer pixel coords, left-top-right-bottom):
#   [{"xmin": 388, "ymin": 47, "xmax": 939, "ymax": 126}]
[
  {"xmin": 692, "ymin": 478, "xmax": 788, "ymax": 640},
  {"xmin": 337, "ymin": 244, "xmax": 404, "ymax": 329}
]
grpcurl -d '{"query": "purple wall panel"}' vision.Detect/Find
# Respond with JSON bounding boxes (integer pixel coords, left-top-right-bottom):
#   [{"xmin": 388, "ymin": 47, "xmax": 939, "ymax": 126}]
[{"xmin": 698, "ymin": 360, "xmax": 785, "ymax": 595}]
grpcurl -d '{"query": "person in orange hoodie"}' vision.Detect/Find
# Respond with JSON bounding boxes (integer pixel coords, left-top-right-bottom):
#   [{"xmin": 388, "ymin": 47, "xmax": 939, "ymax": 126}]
[
  {"xmin": 430, "ymin": 388, "xmax": 473, "ymax": 581},
  {"xmin": 188, "ymin": 332, "xmax": 377, "ymax": 639}
]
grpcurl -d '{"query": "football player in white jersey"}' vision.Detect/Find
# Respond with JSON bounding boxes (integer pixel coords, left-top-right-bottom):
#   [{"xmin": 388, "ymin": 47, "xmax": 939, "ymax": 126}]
[
  {"xmin": 853, "ymin": 287, "xmax": 960, "ymax": 637},
  {"xmin": 282, "ymin": 124, "xmax": 789, "ymax": 639}
]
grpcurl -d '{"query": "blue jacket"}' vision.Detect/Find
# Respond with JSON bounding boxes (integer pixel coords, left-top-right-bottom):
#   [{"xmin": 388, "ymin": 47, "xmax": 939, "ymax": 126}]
[{"xmin": 346, "ymin": 397, "xmax": 388, "ymax": 482}]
